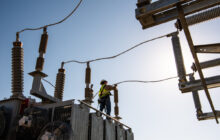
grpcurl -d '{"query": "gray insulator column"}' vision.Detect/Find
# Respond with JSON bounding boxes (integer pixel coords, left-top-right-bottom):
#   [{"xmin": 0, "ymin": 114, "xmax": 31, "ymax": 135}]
[
  {"xmin": 171, "ymin": 32, "xmax": 186, "ymax": 84},
  {"xmin": 11, "ymin": 38, "xmax": 24, "ymax": 98},
  {"xmin": 54, "ymin": 68, "xmax": 65, "ymax": 100}
]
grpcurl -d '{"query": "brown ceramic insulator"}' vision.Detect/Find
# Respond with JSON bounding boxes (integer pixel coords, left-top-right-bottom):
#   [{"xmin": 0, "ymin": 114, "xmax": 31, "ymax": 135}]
[
  {"xmin": 12, "ymin": 42, "xmax": 24, "ymax": 96},
  {"xmin": 39, "ymin": 33, "xmax": 48, "ymax": 53},
  {"xmin": 114, "ymin": 89, "xmax": 118, "ymax": 103},
  {"xmin": 54, "ymin": 68, "xmax": 65, "ymax": 100},
  {"xmin": 85, "ymin": 66, "xmax": 91, "ymax": 84},
  {"xmin": 85, "ymin": 88, "xmax": 90, "ymax": 99},
  {"xmin": 35, "ymin": 57, "xmax": 44, "ymax": 71},
  {"xmin": 114, "ymin": 106, "xmax": 119, "ymax": 116}
]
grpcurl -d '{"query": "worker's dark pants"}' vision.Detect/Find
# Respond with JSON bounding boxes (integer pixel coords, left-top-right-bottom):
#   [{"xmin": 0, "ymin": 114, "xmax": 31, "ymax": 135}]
[{"xmin": 99, "ymin": 95, "xmax": 111, "ymax": 116}]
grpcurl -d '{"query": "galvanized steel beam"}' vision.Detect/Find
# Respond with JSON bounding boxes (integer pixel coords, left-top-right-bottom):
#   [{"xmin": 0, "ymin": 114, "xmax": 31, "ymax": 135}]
[
  {"xmin": 198, "ymin": 111, "xmax": 220, "ymax": 121},
  {"xmin": 191, "ymin": 58, "xmax": 220, "ymax": 71},
  {"xmin": 195, "ymin": 43, "xmax": 220, "ymax": 53},
  {"xmin": 180, "ymin": 76, "xmax": 220, "ymax": 93}
]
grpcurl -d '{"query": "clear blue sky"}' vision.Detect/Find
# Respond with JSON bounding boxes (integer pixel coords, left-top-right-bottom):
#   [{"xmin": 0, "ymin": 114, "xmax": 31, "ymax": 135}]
[{"xmin": 0, "ymin": 0, "xmax": 220, "ymax": 140}]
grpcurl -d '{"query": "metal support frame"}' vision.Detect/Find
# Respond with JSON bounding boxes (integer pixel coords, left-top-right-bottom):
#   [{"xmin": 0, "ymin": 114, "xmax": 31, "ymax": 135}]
[
  {"xmin": 136, "ymin": 0, "xmax": 220, "ymax": 29},
  {"xmin": 190, "ymin": 74, "xmax": 220, "ymax": 121},
  {"xmin": 177, "ymin": 4, "xmax": 218, "ymax": 123}
]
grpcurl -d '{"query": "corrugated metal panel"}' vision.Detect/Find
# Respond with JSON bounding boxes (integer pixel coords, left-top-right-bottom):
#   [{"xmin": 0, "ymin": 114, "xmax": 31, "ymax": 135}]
[
  {"xmin": 126, "ymin": 130, "xmax": 134, "ymax": 140},
  {"xmin": 105, "ymin": 120, "xmax": 116, "ymax": 140},
  {"xmin": 90, "ymin": 113, "xmax": 104, "ymax": 140},
  {"xmin": 71, "ymin": 104, "xmax": 90, "ymax": 140},
  {"xmin": 116, "ymin": 125, "xmax": 126, "ymax": 140}
]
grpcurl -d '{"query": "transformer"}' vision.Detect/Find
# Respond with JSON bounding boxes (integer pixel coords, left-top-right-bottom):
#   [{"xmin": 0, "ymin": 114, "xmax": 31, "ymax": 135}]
[{"xmin": 0, "ymin": 29, "xmax": 133, "ymax": 140}]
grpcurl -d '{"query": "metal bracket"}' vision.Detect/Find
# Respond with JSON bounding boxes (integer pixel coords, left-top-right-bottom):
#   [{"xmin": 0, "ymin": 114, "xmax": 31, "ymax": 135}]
[{"xmin": 29, "ymin": 71, "xmax": 60, "ymax": 103}]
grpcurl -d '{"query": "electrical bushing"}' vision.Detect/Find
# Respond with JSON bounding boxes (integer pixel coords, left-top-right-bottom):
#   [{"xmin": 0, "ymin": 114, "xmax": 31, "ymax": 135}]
[
  {"xmin": 39, "ymin": 28, "xmax": 48, "ymax": 54},
  {"xmin": 35, "ymin": 57, "xmax": 44, "ymax": 71},
  {"xmin": 54, "ymin": 68, "xmax": 65, "ymax": 100},
  {"xmin": 114, "ymin": 89, "xmax": 118, "ymax": 103},
  {"xmin": 12, "ymin": 40, "xmax": 24, "ymax": 97},
  {"xmin": 85, "ymin": 63, "xmax": 91, "ymax": 84}
]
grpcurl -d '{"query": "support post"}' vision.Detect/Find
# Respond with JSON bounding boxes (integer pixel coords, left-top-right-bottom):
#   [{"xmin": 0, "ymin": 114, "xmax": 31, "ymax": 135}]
[{"xmin": 189, "ymin": 74, "xmax": 203, "ymax": 117}]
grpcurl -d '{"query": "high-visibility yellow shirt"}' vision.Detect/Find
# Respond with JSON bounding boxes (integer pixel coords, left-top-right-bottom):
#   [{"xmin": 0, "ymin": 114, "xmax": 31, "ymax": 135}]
[{"xmin": 99, "ymin": 84, "xmax": 110, "ymax": 98}]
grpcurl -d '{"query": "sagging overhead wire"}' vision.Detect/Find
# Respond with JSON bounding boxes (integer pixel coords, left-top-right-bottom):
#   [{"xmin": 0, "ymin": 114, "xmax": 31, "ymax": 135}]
[
  {"xmin": 114, "ymin": 73, "xmax": 192, "ymax": 85},
  {"xmin": 63, "ymin": 32, "xmax": 176, "ymax": 65},
  {"xmin": 91, "ymin": 73, "xmax": 193, "ymax": 99},
  {"xmin": 92, "ymin": 76, "xmax": 177, "ymax": 99},
  {"xmin": 115, "ymin": 76, "xmax": 180, "ymax": 85},
  {"xmin": 17, "ymin": 0, "xmax": 83, "ymax": 34}
]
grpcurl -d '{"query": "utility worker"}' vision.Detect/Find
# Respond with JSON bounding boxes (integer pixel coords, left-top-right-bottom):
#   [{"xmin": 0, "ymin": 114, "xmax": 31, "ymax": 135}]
[{"xmin": 98, "ymin": 80, "xmax": 116, "ymax": 116}]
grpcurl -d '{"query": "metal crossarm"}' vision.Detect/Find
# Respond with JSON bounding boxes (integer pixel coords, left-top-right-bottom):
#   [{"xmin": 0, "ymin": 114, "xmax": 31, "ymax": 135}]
[
  {"xmin": 177, "ymin": 4, "xmax": 219, "ymax": 123},
  {"xmin": 136, "ymin": 0, "xmax": 220, "ymax": 29}
]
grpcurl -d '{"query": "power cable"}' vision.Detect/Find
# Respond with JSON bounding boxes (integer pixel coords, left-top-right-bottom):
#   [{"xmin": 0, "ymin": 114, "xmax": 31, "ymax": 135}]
[
  {"xmin": 114, "ymin": 73, "xmax": 192, "ymax": 85},
  {"xmin": 64, "ymin": 32, "xmax": 176, "ymax": 64},
  {"xmin": 91, "ymin": 73, "xmax": 193, "ymax": 99},
  {"xmin": 17, "ymin": 0, "xmax": 83, "ymax": 34}
]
